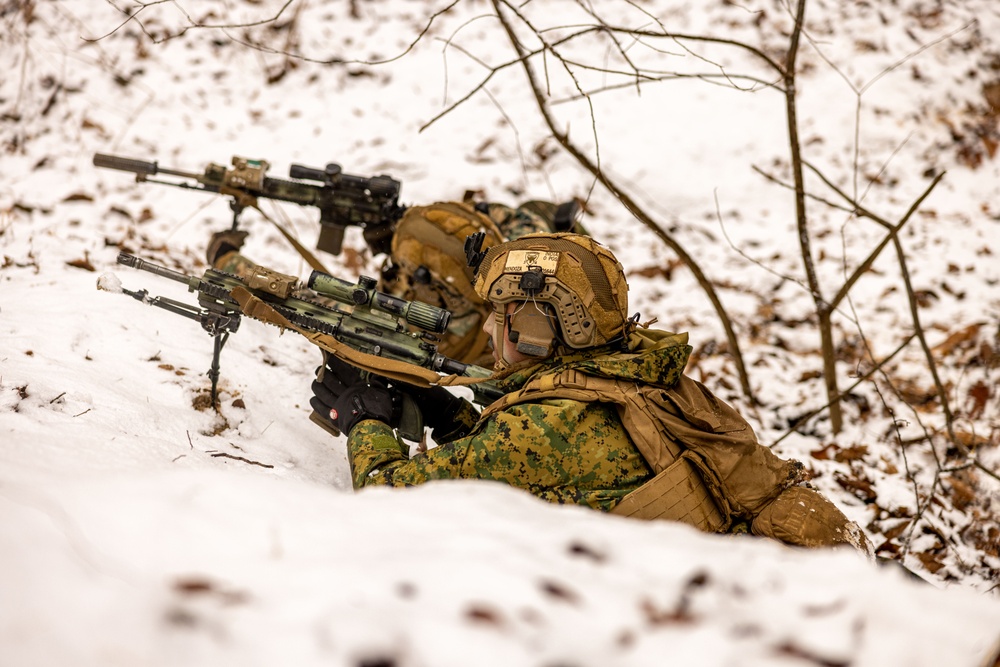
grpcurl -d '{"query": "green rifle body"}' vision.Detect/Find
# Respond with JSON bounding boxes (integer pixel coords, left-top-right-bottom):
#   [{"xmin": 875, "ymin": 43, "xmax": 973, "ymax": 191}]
[{"xmin": 113, "ymin": 253, "xmax": 500, "ymax": 440}]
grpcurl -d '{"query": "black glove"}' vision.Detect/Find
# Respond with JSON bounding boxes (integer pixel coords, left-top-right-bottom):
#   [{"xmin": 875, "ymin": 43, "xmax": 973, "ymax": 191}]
[
  {"xmin": 310, "ymin": 355, "xmax": 396, "ymax": 435},
  {"xmin": 399, "ymin": 384, "xmax": 467, "ymax": 433}
]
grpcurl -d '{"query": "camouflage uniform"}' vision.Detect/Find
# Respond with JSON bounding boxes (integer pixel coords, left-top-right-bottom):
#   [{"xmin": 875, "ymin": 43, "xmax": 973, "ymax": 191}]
[
  {"xmin": 477, "ymin": 201, "xmax": 552, "ymax": 240},
  {"xmin": 343, "ymin": 233, "xmax": 674, "ymax": 505},
  {"xmin": 346, "ymin": 342, "xmax": 662, "ymax": 510}
]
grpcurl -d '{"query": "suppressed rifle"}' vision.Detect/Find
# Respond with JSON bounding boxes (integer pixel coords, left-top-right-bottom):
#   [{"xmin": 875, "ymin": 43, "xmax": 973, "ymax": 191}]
[
  {"xmin": 93, "ymin": 153, "xmax": 404, "ymax": 256},
  {"xmin": 105, "ymin": 253, "xmax": 500, "ymax": 440}
]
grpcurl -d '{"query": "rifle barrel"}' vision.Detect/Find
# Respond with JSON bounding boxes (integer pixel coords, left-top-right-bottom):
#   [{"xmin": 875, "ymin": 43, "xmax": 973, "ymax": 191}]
[
  {"xmin": 94, "ymin": 153, "xmax": 204, "ymax": 181},
  {"xmin": 94, "ymin": 153, "xmax": 158, "ymax": 176},
  {"xmin": 117, "ymin": 253, "xmax": 192, "ymax": 286}
]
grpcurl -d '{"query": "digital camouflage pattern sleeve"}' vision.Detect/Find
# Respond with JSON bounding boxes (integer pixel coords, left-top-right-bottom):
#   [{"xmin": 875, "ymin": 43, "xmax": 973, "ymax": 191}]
[{"xmin": 346, "ymin": 398, "xmax": 654, "ymax": 511}]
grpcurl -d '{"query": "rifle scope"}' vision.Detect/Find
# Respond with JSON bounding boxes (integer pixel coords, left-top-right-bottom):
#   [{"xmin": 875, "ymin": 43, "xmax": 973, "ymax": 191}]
[
  {"xmin": 308, "ymin": 272, "xmax": 451, "ymax": 335},
  {"xmin": 289, "ymin": 162, "xmax": 401, "ymax": 200}
]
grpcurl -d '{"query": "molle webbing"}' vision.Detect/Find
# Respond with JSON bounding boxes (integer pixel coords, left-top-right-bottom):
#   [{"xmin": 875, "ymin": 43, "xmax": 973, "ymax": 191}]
[{"xmin": 609, "ymin": 454, "xmax": 726, "ymax": 531}]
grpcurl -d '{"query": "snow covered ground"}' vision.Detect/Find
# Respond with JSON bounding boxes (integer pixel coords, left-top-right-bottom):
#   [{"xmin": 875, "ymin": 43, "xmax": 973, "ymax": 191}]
[{"xmin": 2, "ymin": 1, "xmax": 999, "ymax": 665}]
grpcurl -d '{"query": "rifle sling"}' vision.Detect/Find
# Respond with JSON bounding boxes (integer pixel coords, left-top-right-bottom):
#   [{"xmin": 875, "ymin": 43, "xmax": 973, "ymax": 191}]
[{"xmin": 251, "ymin": 203, "xmax": 332, "ymax": 275}]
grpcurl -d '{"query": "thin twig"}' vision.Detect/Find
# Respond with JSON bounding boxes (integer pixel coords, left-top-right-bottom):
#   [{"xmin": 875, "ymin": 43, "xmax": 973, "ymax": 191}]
[
  {"xmin": 207, "ymin": 451, "xmax": 274, "ymax": 469},
  {"xmin": 491, "ymin": 0, "xmax": 755, "ymax": 403},
  {"xmin": 771, "ymin": 332, "xmax": 916, "ymax": 447}
]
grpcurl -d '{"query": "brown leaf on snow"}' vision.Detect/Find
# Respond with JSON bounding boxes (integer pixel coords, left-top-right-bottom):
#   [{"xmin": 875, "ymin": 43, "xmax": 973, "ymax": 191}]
[
  {"xmin": 984, "ymin": 81, "xmax": 1000, "ymax": 114},
  {"xmin": 632, "ymin": 259, "xmax": 683, "ymax": 281},
  {"xmin": 810, "ymin": 444, "xmax": 836, "ymax": 460},
  {"xmin": 834, "ymin": 472, "xmax": 877, "ymax": 503},
  {"xmin": 881, "ymin": 519, "xmax": 912, "ymax": 542},
  {"xmin": 931, "ymin": 323, "xmax": 983, "ymax": 357},
  {"xmin": 952, "ymin": 429, "xmax": 992, "ymax": 450},
  {"xmin": 82, "ymin": 117, "xmax": 109, "ymax": 138},
  {"xmin": 172, "ymin": 577, "xmax": 249, "ymax": 605},
  {"xmin": 981, "ymin": 340, "xmax": 998, "ymax": 369},
  {"xmin": 943, "ymin": 472, "xmax": 978, "ymax": 512},
  {"xmin": 915, "ymin": 551, "xmax": 946, "ymax": 574},
  {"xmin": 567, "ymin": 541, "xmax": 607, "ymax": 563},
  {"xmin": 774, "ymin": 640, "xmax": 852, "ymax": 667},
  {"xmin": 836, "ymin": 444, "xmax": 869, "ymax": 462},
  {"xmin": 810, "ymin": 443, "xmax": 868, "ymax": 463},
  {"xmin": 464, "ymin": 604, "xmax": 506, "ymax": 627},
  {"xmin": 539, "ymin": 579, "xmax": 580, "ymax": 605},
  {"xmin": 965, "ymin": 381, "xmax": 991, "ymax": 421},
  {"xmin": 641, "ymin": 597, "xmax": 695, "ymax": 625},
  {"xmin": 965, "ymin": 520, "xmax": 1000, "ymax": 559},
  {"xmin": 983, "ymin": 134, "xmax": 998, "ymax": 160},
  {"xmin": 914, "ymin": 289, "xmax": 938, "ymax": 308},
  {"xmin": 66, "ymin": 255, "xmax": 95, "ymax": 272},
  {"xmin": 894, "ymin": 379, "xmax": 940, "ymax": 410},
  {"xmin": 339, "ymin": 246, "xmax": 368, "ymax": 274}
]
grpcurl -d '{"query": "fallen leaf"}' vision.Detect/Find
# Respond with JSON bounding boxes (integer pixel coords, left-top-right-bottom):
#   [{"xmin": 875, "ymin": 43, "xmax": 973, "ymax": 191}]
[
  {"xmin": 931, "ymin": 323, "xmax": 982, "ymax": 357},
  {"xmin": 66, "ymin": 256, "xmax": 95, "ymax": 272},
  {"xmin": 965, "ymin": 381, "xmax": 990, "ymax": 420},
  {"xmin": 915, "ymin": 551, "xmax": 946, "ymax": 574}
]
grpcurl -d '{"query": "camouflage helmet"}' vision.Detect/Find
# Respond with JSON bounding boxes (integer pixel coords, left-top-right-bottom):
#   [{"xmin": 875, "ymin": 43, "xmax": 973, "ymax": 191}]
[
  {"xmin": 386, "ymin": 201, "xmax": 504, "ymax": 305},
  {"xmin": 381, "ymin": 202, "xmax": 504, "ymax": 364},
  {"xmin": 472, "ymin": 232, "xmax": 630, "ymax": 357}
]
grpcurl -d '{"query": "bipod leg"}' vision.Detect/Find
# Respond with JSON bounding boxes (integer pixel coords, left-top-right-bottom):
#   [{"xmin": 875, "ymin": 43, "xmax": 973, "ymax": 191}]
[
  {"xmin": 229, "ymin": 200, "xmax": 245, "ymax": 231},
  {"xmin": 208, "ymin": 332, "xmax": 229, "ymax": 411}
]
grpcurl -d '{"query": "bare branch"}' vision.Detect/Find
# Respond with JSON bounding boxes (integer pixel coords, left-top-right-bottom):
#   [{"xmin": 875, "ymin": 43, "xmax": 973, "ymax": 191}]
[
  {"xmin": 86, "ymin": 0, "xmax": 297, "ymax": 44},
  {"xmin": 491, "ymin": 0, "xmax": 755, "ymax": 402},
  {"xmin": 806, "ymin": 163, "xmax": 959, "ymax": 452},
  {"xmin": 771, "ymin": 332, "xmax": 916, "ymax": 447}
]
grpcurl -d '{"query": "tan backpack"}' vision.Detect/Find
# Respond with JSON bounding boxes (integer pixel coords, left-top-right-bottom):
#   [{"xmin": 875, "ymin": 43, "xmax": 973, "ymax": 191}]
[{"xmin": 480, "ymin": 363, "xmax": 802, "ymax": 532}]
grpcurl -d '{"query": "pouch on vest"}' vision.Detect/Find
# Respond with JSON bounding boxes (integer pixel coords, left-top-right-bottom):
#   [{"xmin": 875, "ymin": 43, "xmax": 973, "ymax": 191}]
[{"xmin": 610, "ymin": 452, "xmax": 727, "ymax": 532}]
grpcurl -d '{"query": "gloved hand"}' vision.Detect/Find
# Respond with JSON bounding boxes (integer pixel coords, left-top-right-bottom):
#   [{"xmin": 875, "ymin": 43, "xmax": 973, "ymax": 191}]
[
  {"xmin": 397, "ymin": 384, "xmax": 466, "ymax": 433},
  {"xmin": 310, "ymin": 355, "xmax": 396, "ymax": 436}
]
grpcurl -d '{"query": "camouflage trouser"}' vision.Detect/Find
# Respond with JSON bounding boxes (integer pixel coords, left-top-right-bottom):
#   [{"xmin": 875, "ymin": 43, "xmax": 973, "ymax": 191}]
[{"xmin": 478, "ymin": 201, "xmax": 552, "ymax": 240}]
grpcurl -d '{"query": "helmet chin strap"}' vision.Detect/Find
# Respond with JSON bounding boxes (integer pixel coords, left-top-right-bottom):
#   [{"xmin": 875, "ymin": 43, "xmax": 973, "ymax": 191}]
[{"xmin": 492, "ymin": 308, "xmax": 515, "ymax": 371}]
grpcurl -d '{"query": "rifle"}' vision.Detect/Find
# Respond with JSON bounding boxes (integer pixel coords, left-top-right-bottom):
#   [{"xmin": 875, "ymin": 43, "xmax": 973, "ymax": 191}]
[
  {"xmin": 105, "ymin": 253, "xmax": 500, "ymax": 441},
  {"xmin": 93, "ymin": 153, "xmax": 404, "ymax": 256}
]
